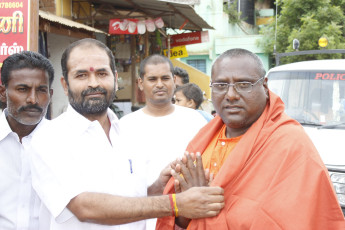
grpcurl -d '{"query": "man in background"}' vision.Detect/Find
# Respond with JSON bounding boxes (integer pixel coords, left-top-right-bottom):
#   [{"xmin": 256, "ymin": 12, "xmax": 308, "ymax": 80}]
[
  {"xmin": 119, "ymin": 55, "xmax": 207, "ymax": 229},
  {"xmin": 174, "ymin": 67, "xmax": 189, "ymax": 87},
  {"xmin": 0, "ymin": 51, "xmax": 54, "ymax": 230}
]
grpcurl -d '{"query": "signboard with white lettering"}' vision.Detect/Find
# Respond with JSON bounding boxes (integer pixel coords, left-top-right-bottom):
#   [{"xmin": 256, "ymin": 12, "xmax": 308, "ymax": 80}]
[
  {"xmin": 0, "ymin": 0, "xmax": 29, "ymax": 69},
  {"xmin": 169, "ymin": 31, "xmax": 209, "ymax": 47},
  {"xmin": 109, "ymin": 19, "xmax": 138, "ymax": 35},
  {"xmin": 163, "ymin": 45, "xmax": 188, "ymax": 59}
]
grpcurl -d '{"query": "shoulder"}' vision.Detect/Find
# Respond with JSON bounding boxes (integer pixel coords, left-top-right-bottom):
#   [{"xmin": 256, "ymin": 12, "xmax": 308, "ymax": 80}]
[
  {"xmin": 119, "ymin": 109, "xmax": 143, "ymax": 123},
  {"xmin": 173, "ymin": 105, "xmax": 207, "ymax": 124}
]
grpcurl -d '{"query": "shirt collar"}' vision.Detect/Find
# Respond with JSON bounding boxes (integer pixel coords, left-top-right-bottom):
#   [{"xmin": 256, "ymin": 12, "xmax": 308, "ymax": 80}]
[
  {"xmin": 65, "ymin": 104, "xmax": 119, "ymax": 131},
  {"xmin": 0, "ymin": 109, "xmax": 12, "ymax": 142}
]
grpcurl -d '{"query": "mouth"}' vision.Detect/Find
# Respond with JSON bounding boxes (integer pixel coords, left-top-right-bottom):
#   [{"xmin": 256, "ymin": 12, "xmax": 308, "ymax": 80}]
[
  {"xmin": 85, "ymin": 92, "xmax": 105, "ymax": 97},
  {"xmin": 154, "ymin": 90, "xmax": 167, "ymax": 95},
  {"xmin": 223, "ymin": 105, "xmax": 243, "ymax": 113}
]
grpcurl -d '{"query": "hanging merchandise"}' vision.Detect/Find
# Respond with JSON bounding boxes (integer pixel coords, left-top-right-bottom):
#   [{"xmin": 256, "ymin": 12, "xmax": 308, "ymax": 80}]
[
  {"xmin": 154, "ymin": 17, "xmax": 164, "ymax": 28},
  {"xmin": 145, "ymin": 19, "xmax": 156, "ymax": 32},
  {"xmin": 120, "ymin": 19, "xmax": 129, "ymax": 31},
  {"xmin": 137, "ymin": 20, "xmax": 146, "ymax": 34}
]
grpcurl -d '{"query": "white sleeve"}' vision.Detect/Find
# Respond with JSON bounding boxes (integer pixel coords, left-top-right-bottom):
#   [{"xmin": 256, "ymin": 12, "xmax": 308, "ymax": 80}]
[{"xmin": 29, "ymin": 134, "xmax": 83, "ymax": 223}]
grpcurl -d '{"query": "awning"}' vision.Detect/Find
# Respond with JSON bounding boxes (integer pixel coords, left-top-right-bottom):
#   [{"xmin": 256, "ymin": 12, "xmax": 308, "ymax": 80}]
[
  {"xmin": 73, "ymin": 0, "xmax": 213, "ymax": 32},
  {"xmin": 171, "ymin": 59, "xmax": 211, "ymax": 99},
  {"xmin": 39, "ymin": 10, "xmax": 108, "ymax": 38}
]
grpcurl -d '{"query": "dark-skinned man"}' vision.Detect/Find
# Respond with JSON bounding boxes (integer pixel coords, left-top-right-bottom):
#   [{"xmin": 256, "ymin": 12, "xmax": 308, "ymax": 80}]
[{"xmin": 157, "ymin": 48, "xmax": 345, "ymax": 230}]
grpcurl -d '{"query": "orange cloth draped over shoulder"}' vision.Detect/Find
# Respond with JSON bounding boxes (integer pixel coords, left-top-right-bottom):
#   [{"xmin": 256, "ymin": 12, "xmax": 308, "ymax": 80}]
[{"xmin": 156, "ymin": 91, "xmax": 345, "ymax": 230}]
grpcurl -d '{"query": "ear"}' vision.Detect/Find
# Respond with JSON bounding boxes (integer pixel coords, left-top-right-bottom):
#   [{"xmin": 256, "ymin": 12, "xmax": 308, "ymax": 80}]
[
  {"xmin": 263, "ymin": 77, "xmax": 269, "ymax": 99},
  {"xmin": 187, "ymin": 99, "xmax": 197, "ymax": 109},
  {"xmin": 60, "ymin": 77, "xmax": 69, "ymax": 96},
  {"xmin": 115, "ymin": 71, "xmax": 119, "ymax": 91},
  {"xmin": 0, "ymin": 85, "xmax": 6, "ymax": 103},
  {"xmin": 138, "ymin": 77, "xmax": 144, "ymax": 91}
]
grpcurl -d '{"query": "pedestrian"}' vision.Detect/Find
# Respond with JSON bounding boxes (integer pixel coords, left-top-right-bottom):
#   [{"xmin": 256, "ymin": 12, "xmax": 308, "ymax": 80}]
[{"xmin": 0, "ymin": 51, "xmax": 54, "ymax": 230}]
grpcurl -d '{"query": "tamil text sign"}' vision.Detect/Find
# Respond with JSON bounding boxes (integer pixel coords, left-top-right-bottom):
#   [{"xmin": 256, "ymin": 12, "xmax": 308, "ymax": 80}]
[{"xmin": 0, "ymin": 0, "xmax": 29, "ymax": 68}]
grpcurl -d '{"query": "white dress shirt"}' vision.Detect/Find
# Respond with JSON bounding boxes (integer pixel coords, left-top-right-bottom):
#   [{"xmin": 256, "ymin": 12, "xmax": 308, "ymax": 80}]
[
  {"xmin": 29, "ymin": 105, "xmax": 146, "ymax": 230},
  {"xmin": 0, "ymin": 109, "xmax": 46, "ymax": 230}
]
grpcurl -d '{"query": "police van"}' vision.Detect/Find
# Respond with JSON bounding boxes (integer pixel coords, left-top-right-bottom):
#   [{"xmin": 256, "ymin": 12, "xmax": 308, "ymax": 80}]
[{"xmin": 266, "ymin": 59, "xmax": 345, "ymax": 214}]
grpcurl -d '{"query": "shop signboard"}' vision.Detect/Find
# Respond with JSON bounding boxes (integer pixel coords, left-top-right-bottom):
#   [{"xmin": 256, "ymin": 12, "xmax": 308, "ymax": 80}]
[
  {"xmin": 109, "ymin": 19, "xmax": 138, "ymax": 34},
  {"xmin": 169, "ymin": 31, "xmax": 209, "ymax": 47},
  {"xmin": 0, "ymin": 0, "xmax": 29, "ymax": 70},
  {"xmin": 163, "ymin": 45, "xmax": 188, "ymax": 59}
]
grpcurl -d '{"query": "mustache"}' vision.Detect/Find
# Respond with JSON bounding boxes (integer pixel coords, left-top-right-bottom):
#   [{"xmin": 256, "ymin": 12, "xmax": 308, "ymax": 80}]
[
  {"xmin": 18, "ymin": 104, "xmax": 43, "ymax": 113},
  {"xmin": 81, "ymin": 87, "xmax": 107, "ymax": 97}
]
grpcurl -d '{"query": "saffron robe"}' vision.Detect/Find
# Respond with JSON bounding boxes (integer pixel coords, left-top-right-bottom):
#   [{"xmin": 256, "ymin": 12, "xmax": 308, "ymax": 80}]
[{"xmin": 156, "ymin": 91, "xmax": 345, "ymax": 230}]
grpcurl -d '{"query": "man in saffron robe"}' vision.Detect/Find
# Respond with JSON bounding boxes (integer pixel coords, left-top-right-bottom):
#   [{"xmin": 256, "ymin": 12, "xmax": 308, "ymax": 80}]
[{"xmin": 156, "ymin": 48, "xmax": 345, "ymax": 230}]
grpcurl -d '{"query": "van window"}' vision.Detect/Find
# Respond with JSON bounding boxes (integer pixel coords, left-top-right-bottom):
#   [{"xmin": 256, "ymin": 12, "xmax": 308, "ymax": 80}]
[{"xmin": 268, "ymin": 71, "xmax": 345, "ymax": 126}]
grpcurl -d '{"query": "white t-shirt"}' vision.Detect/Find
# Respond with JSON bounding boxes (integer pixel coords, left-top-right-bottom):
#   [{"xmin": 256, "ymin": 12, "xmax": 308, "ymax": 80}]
[
  {"xmin": 0, "ymin": 109, "xmax": 47, "ymax": 230},
  {"xmin": 119, "ymin": 105, "xmax": 207, "ymax": 230},
  {"xmin": 29, "ymin": 105, "xmax": 146, "ymax": 230}
]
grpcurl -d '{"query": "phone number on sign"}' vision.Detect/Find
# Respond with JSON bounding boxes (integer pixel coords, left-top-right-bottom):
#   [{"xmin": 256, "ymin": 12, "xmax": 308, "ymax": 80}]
[{"xmin": 0, "ymin": 2, "xmax": 23, "ymax": 8}]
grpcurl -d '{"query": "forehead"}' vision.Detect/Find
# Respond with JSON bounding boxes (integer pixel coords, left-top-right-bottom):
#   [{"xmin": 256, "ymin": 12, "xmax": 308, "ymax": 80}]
[
  {"xmin": 67, "ymin": 45, "xmax": 111, "ymax": 72},
  {"xmin": 144, "ymin": 62, "xmax": 172, "ymax": 77},
  {"xmin": 8, "ymin": 68, "xmax": 49, "ymax": 86},
  {"xmin": 212, "ymin": 56, "xmax": 259, "ymax": 80}
]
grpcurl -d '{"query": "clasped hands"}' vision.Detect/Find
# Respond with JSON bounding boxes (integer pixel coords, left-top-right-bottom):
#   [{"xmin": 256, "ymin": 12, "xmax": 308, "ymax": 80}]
[{"xmin": 170, "ymin": 151, "xmax": 214, "ymax": 192}]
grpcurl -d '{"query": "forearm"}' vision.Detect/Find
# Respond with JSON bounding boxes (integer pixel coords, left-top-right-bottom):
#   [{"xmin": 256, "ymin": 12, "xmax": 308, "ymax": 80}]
[{"xmin": 67, "ymin": 192, "xmax": 171, "ymax": 225}]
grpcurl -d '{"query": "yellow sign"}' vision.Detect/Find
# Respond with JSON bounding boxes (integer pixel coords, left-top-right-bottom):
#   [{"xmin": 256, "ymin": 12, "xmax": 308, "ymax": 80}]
[
  {"xmin": 164, "ymin": 45, "xmax": 188, "ymax": 59},
  {"xmin": 318, "ymin": 37, "xmax": 328, "ymax": 48}
]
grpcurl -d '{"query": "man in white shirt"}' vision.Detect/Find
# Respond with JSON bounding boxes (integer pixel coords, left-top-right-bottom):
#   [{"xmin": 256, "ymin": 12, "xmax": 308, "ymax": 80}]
[
  {"xmin": 0, "ymin": 51, "xmax": 54, "ymax": 230},
  {"xmin": 29, "ymin": 38, "xmax": 224, "ymax": 230},
  {"xmin": 119, "ymin": 55, "xmax": 208, "ymax": 229}
]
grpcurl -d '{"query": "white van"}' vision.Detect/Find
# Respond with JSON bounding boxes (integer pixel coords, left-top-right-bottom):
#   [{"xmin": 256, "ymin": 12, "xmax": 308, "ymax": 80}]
[{"xmin": 266, "ymin": 59, "xmax": 345, "ymax": 214}]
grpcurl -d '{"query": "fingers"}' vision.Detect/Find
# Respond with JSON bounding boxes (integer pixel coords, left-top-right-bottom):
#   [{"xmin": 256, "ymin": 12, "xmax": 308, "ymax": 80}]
[
  {"xmin": 195, "ymin": 152, "xmax": 206, "ymax": 186},
  {"xmin": 171, "ymin": 169, "xmax": 188, "ymax": 192}
]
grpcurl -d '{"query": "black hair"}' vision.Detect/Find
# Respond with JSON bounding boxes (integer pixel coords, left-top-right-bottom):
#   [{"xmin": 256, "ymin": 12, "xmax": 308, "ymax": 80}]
[
  {"xmin": 174, "ymin": 67, "xmax": 189, "ymax": 84},
  {"xmin": 175, "ymin": 83, "xmax": 204, "ymax": 109},
  {"xmin": 1, "ymin": 51, "xmax": 54, "ymax": 88},
  {"xmin": 139, "ymin": 54, "xmax": 174, "ymax": 79},
  {"xmin": 61, "ymin": 38, "xmax": 116, "ymax": 83}
]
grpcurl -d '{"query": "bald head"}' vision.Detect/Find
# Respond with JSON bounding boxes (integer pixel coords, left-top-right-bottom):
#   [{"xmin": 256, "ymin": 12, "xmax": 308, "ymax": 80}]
[{"xmin": 212, "ymin": 48, "xmax": 266, "ymax": 78}]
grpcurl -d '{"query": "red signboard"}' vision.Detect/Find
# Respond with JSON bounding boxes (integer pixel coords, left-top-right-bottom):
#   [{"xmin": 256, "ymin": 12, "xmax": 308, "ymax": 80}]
[
  {"xmin": 169, "ymin": 31, "xmax": 209, "ymax": 47},
  {"xmin": 109, "ymin": 19, "xmax": 138, "ymax": 35},
  {"xmin": 0, "ymin": 0, "xmax": 29, "ymax": 69}
]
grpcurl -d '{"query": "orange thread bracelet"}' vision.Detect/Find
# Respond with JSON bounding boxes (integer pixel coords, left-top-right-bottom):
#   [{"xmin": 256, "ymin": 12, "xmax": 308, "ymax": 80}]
[
  {"xmin": 168, "ymin": 194, "xmax": 175, "ymax": 216},
  {"xmin": 172, "ymin": 193, "xmax": 178, "ymax": 217}
]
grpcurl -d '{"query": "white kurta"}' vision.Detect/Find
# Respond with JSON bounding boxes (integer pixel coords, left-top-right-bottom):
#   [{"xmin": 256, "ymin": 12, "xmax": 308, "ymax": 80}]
[
  {"xmin": 0, "ymin": 109, "xmax": 47, "ymax": 230},
  {"xmin": 29, "ymin": 105, "xmax": 146, "ymax": 230},
  {"xmin": 119, "ymin": 105, "xmax": 207, "ymax": 230}
]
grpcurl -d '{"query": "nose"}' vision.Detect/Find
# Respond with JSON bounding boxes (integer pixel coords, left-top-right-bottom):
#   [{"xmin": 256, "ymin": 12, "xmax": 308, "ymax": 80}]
[
  {"xmin": 225, "ymin": 84, "xmax": 240, "ymax": 100},
  {"xmin": 156, "ymin": 78, "xmax": 164, "ymax": 88},
  {"xmin": 88, "ymin": 74, "xmax": 100, "ymax": 88},
  {"xmin": 26, "ymin": 89, "xmax": 38, "ymax": 104}
]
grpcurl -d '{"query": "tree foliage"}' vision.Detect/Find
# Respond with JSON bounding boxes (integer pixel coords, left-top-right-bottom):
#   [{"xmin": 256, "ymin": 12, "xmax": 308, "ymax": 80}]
[{"xmin": 257, "ymin": 0, "xmax": 345, "ymax": 64}]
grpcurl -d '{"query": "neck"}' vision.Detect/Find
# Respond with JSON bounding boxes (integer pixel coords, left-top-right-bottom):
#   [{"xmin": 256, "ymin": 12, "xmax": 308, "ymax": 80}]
[
  {"xmin": 143, "ymin": 102, "xmax": 175, "ymax": 117},
  {"xmin": 225, "ymin": 126, "xmax": 249, "ymax": 138},
  {"xmin": 84, "ymin": 111, "xmax": 111, "ymax": 143},
  {"xmin": 6, "ymin": 116, "xmax": 37, "ymax": 142}
]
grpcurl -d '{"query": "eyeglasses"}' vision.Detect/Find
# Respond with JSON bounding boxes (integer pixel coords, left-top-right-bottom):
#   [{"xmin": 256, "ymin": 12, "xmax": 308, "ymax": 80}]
[{"xmin": 210, "ymin": 77, "xmax": 265, "ymax": 94}]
